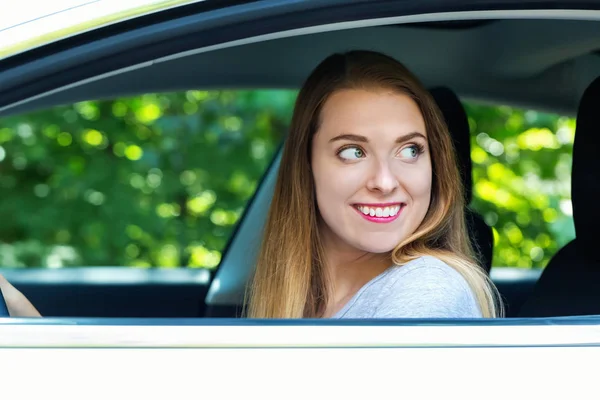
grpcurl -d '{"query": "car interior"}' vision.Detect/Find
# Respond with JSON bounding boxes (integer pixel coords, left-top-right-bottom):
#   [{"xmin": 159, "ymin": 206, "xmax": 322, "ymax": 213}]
[
  {"xmin": 517, "ymin": 75, "xmax": 600, "ymax": 318},
  {"xmin": 0, "ymin": 9, "xmax": 599, "ymax": 320}
]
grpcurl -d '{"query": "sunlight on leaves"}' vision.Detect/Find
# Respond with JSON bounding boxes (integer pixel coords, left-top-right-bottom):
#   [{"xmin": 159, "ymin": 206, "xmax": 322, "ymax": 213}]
[
  {"xmin": 223, "ymin": 116, "xmax": 243, "ymax": 131},
  {"xmin": 187, "ymin": 190, "xmax": 217, "ymax": 216},
  {"xmin": 186, "ymin": 90, "xmax": 210, "ymax": 102},
  {"xmin": 516, "ymin": 128, "xmax": 559, "ymax": 151},
  {"xmin": 0, "ymin": 128, "xmax": 13, "ymax": 143},
  {"xmin": 135, "ymin": 102, "xmax": 162, "ymax": 124},
  {"xmin": 75, "ymin": 102, "xmax": 100, "ymax": 121},
  {"xmin": 156, "ymin": 203, "xmax": 180, "ymax": 218},
  {"xmin": 188, "ymin": 245, "xmax": 221, "ymax": 268},
  {"xmin": 543, "ymin": 208, "xmax": 558, "ymax": 223},
  {"xmin": 210, "ymin": 209, "xmax": 240, "ymax": 226},
  {"xmin": 82, "ymin": 129, "xmax": 104, "ymax": 146},
  {"xmin": 124, "ymin": 144, "xmax": 143, "ymax": 161},
  {"xmin": 126, "ymin": 225, "xmax": 143, "ymax": 240},
  {"xmin": 228, "ymin": 171, "xmax": 256, "ymax": 197},
  {"xmin": 157, "ymin": 244, "xmax": 179, "ymax": 268},
  {"xmin": 180, "ymin": 170, "xmax": 196, "ymax": 186},
  {"xmin": 57, "ymin": 132, "xmax": 72, "ymax": 146},
  {"xmin": 112, "ymin": 102, "xmax": 128, "ymax": 117},
  {"xmin": 471, "ymin": 147, "xmax": 488, "ymax": 165}
]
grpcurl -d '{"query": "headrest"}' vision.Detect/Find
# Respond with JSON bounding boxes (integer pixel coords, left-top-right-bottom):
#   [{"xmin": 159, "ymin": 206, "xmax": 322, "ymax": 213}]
[
  {"xmin": 572, "ymin": 76, "xmax": 600, "ymax": 252},
  {"xmin": 430, "ymin": 87, "xmax": 473, "ymax": 204}
]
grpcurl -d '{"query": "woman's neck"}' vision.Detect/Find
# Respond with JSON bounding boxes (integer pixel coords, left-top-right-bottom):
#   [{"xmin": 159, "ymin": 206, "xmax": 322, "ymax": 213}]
[{"xmin": 320, "ymin": 232, "xmax": 392, "ymax": 317}]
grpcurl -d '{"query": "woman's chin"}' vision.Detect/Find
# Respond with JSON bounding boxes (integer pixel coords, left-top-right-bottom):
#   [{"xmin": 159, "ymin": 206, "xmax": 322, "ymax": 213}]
[{"xmin": 355, "ymin": 239, "xmax": 401, "ymax": 255}]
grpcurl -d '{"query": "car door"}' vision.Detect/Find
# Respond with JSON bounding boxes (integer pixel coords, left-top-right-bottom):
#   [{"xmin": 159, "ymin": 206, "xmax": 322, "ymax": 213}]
[{"xmin": 2, "ymin": 0, "xmax": 586, "ymax": 318}]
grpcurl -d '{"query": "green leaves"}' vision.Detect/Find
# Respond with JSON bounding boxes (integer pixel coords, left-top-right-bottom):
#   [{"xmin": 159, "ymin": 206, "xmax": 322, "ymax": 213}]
[
  {"xmin": 466, "ymin": 102, "xmax": 575, "ymax": 268},
  {"xmin": 0, "ymin": 90, "xmax": 296, "ymax": 268}
]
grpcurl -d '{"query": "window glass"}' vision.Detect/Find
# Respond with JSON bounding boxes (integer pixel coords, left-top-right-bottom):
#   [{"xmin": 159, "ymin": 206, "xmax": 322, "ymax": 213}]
[
  {"xmin": 0, "ymin": 90, "xmax": 297, "ymax": 268},
  {"xmin": 0, "ymin": 90, "xmax": 575, "ymax": 271},
  {"xmin": 465, "ymin": 102, "xmax": 575, "ymax": 268}
]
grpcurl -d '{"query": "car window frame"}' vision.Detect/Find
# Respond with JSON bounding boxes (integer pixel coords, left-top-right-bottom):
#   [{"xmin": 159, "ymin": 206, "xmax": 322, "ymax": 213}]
[{"xmin": 1, "ymin": 1, "xmax": 599, "ymax": 321}]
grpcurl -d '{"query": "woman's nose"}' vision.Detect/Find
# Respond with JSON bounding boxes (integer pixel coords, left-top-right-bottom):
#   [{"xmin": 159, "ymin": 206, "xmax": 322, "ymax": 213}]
[{"xmin": 366, "ymin": 161, "xmax": 399, "ymax": 194}]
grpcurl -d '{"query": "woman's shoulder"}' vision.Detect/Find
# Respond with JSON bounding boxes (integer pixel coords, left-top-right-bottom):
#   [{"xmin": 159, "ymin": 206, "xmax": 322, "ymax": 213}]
[
  {"xmin": 375, "ymin": 255, "xmax": 483, "ymax": 318},
  {"xmin": 387, "ymin": 255, "xmax": 468, "ymax": 283}
]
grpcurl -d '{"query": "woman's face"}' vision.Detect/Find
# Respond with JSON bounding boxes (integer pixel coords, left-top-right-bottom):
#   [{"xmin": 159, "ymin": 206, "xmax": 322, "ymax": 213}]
[{"xmin": 311, "ymin": 88, "xmax": 433, "ymax": 255}]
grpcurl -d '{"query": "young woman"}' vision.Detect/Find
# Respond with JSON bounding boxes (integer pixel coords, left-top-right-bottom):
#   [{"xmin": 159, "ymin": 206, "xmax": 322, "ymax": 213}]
[
  {"xmin": 0, "ymin": 50, "xmax": 503, "ymax": 319},
  {"xmin": 245, "ymin": 50, "xmax": 503, "ymax": 319}
]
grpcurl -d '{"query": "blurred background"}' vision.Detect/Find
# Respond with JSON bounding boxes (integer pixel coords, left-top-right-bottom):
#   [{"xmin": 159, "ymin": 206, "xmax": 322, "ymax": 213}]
[{"xmin": 0, "ymin": 90, "xmax": 574, "ymax": 270}]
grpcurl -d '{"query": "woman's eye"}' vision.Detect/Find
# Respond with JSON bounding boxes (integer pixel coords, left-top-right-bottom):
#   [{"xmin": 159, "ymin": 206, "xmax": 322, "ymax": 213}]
[
  {"xmin": 399, "ymin": 145, "xmax": 420, "ymax": 159},
  {"xmin": 338, "ymin": 147, "xmax": 365, "ymax": 160}
]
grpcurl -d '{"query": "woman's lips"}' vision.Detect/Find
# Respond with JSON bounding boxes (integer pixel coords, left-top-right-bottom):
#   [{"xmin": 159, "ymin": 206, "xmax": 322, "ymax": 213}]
[{"xmin": 353, "ymin": 203, "xmax": 405, "ymax": 223}]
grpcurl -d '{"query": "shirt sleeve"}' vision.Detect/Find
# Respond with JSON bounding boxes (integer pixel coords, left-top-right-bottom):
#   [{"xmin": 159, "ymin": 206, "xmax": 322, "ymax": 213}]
[{"xmin": 373, "ymin": 260, "xmax": 484, "ymax": 319}]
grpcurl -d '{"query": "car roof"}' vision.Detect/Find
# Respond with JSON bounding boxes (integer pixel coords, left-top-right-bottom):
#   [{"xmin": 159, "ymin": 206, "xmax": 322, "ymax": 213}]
[
  {"xmin": 0, "ymin": 2, "xmax": 599, "ymax": 119},
  {"xmin": 0, "ymin": 0, "xmax": 201, "ymax": 60}
]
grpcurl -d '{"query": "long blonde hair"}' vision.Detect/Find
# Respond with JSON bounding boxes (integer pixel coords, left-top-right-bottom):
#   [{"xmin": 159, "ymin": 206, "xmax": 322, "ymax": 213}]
[{"xmin": 245, "ymin": 50, "xmax": 504, "ymax": 319}]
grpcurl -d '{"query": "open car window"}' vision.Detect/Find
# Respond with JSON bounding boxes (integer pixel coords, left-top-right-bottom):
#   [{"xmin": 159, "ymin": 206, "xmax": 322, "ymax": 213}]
[
  {"xmin": 0, "ymin": 88, "xmax": 577, "ymax": 319},
  {"xmin": 466, "ymin": 102, "xmax": 576, "ymax": 269},
  {"xmin": 0, "ymin": 90, "xmax": 294, "ymax": 269},
  {"xmin": 0, "ymin": 90, "xmax": 575, "ymax": 272}
]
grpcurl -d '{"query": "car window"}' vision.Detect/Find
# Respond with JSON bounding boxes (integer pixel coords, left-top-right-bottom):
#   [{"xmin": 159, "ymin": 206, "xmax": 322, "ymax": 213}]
[
  {"xmin": 466, "ymin": 102, "xmax": 575, "ymax": 268},
  {"xmin": 0, "ymin": 90, "xmax": 574, "ymax": 271},
  {"xmin": 0, "ymin": 89, "xmax": 296, "ymax": 268}
]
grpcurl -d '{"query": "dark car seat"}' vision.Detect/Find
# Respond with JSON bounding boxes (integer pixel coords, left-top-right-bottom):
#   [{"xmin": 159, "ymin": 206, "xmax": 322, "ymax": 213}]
[
  {"xmin": 518, "ymin": 76, "xmax": 600, "ymax": 317},
  {"xmin": 430, "ymin": 87, "xmax": 494, "ymax": 274}
]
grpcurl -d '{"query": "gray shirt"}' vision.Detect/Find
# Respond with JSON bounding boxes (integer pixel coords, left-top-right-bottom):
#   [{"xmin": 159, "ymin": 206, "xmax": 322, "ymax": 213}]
[{"xmin": 332, "ymin": 255, "xmax": 483, "ymax": 319}]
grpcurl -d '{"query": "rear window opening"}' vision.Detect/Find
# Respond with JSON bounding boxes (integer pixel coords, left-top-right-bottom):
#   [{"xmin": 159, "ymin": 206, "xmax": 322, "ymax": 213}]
[{"xmin": 465, "ymin": 101, "xmax": 575, "ymax": 269}]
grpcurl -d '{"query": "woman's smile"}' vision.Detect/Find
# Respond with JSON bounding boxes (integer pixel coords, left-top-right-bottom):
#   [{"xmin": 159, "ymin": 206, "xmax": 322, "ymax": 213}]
[{"xmin": 352, "ymin": 203, "xmax": 405, "ymax": 223}]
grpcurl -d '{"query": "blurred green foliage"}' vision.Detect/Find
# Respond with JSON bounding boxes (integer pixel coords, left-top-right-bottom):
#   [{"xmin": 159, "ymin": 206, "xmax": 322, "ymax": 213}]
[
  {"xmin": 0, "ymin": 90, "xmax": 296, "ymax": 268},
  {"xmin": 466, "ymin": 103, "xmax": 575, "ymax": 268},
  {"xmin": 0, "ymin": 90, "xmax": 574, "ymax": 269}
]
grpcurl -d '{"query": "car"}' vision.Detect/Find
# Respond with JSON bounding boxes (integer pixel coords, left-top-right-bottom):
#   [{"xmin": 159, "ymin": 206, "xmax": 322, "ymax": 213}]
[{"xmin": 0, "ymin": 0, "xmax": 599, "ymax": 397}]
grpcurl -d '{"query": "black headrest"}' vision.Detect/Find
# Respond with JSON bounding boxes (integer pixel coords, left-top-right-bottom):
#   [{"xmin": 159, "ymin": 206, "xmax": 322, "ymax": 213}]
[
  {"xmin": 572, "ymin": 76, "xmax": 600, "ymax": 254},
  {"xmin": 430, "ymin": 87, "xmax": 473, "ymax": 204}
]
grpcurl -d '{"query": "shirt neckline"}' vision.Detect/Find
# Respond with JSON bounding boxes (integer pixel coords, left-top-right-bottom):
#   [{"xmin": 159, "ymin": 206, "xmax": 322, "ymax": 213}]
[{"xmin": 331, "ymin": 265, "xmax": 397, "ymax": 319}]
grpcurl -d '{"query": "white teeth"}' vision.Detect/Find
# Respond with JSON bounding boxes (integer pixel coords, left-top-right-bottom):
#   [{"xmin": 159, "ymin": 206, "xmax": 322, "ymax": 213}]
[{"xmin": 357, "ymin": 205, "xmax": 402, "ymax": 217}]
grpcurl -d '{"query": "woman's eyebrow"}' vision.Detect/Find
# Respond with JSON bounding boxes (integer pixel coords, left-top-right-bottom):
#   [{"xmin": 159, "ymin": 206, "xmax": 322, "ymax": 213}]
[
  {"xmin": 329, "ymin": 131, "xmax": 426, "ymax": 143},
  {"xmin": 395, "ymin": 132, "xmax": 427, "ymax": 143},
  {"xmin": 329, "ymin": 133, "xmax": 368, "ymax": 143}
]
